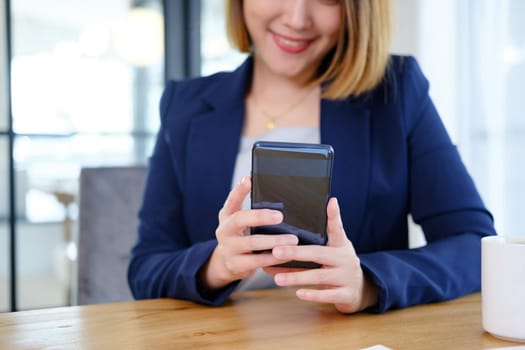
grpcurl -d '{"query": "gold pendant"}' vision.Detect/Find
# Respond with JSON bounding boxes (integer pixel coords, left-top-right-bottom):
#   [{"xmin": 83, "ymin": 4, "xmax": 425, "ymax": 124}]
[{"xmin": 266, "ymin": 119, "xmax": 275, "ymax": 130}]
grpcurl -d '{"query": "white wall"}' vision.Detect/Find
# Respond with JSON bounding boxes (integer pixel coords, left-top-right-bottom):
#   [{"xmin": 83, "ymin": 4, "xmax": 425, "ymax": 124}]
[{"xmin": 390, "ymin": 0, "xmax": 421, "ymax": 57}]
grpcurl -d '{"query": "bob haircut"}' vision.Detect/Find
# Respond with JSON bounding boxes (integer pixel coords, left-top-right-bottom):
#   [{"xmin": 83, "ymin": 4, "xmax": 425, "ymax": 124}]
[{"xmin": 225, "ymin": 0, "xmax": 391, "ymax": 99}]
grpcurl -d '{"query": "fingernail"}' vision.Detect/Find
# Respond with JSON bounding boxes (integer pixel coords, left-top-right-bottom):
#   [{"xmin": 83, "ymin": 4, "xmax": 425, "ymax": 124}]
[
  {"xmin": 296, "ymin": 289, "xmax": 308, "ymax": 299},
  {"xmin": 275, "ymin": 274, "xmax": 285, "ymax": 285},
  {"xmin": 285, "ymin": 235, "xmax": 298, "ymax": 245},
  {"xmin": 270, "ymin": 211, "xmax": 283, "ymax": 222},
  {"xmin": 273, "ymin": 246, "xmax": 285, "ymax": 258}
]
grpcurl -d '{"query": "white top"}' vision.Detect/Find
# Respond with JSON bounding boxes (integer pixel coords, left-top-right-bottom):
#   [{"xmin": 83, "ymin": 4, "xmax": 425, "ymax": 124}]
[{"xmin": 232, "ymin": 127, "xmax": 320, "ymax": 291}]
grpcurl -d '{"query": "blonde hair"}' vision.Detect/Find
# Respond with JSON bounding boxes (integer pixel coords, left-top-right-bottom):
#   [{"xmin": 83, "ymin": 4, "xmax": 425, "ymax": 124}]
[{"xmin": 225, "ymin": 0, "xmax": 391, "ymax": 99}]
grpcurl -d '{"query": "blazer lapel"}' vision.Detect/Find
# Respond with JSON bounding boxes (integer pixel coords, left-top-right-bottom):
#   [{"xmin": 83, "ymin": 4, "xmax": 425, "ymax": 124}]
[
  {"xmin": 183, "ymin": 57, "xmax": 371, "ymax": 244},
  {"xmin": 321, "ymin": 98, "xmax": 371, "ymax": 242}
]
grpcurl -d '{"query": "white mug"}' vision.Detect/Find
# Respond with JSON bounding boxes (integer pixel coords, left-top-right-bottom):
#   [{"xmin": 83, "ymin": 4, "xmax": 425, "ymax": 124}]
[{"xmin": 482, "ymin": 235, "xmax": 525, "ymax": 342}]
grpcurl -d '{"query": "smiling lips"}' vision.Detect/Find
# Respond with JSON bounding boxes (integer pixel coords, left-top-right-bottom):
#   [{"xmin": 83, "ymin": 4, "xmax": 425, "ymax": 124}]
[{"xmin": 272, "ymin": 32, "xmax": 312, "ymax": 54}]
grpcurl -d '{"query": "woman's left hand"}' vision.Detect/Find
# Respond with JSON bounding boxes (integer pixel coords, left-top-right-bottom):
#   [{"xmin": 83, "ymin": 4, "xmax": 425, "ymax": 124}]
[{"xmin": 263, "ymin": 198, "xmax": 379, "ymax": 314}]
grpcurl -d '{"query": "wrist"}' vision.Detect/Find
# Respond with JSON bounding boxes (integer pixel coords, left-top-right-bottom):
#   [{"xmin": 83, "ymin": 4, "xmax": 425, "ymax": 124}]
[
  {"xmin": 198, "ymin": 248, "xmax": 232, "ymax": 290},
  {"xmin": 360, "ymin": 274, "xmax": 379, "ymax": 310}
]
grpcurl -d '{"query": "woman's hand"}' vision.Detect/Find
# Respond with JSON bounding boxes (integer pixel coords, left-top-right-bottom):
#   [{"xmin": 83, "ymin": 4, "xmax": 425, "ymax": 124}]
[
  {"xmin": 264, "ymin": 198, "xmax": 379, "ymax": 314},
  {"xmin": 199, "ymin": 176, "xmax": 299, "ymax": 290}
]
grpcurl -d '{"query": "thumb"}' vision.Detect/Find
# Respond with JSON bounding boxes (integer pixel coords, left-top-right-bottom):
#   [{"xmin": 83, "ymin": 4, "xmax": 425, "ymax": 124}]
[{"xmin": 326, "ymin": 197, "xmax": 350, "ymax": 247}]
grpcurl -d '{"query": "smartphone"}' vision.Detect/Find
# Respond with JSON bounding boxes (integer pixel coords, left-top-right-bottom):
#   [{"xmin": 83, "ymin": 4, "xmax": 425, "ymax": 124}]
[{"xmin": 251, "ymin": 141, "xmax": 334, "ymax": 268}]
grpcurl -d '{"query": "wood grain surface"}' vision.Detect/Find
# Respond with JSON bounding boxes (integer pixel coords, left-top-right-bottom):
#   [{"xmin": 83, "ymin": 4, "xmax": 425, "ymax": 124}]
[{"xmin": 0, "ymin": 288, "xmax": 519, "ymax": 349}]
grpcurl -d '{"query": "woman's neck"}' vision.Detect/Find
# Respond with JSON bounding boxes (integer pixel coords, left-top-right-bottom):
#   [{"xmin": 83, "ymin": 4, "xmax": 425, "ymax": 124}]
[
  {"xmin": 249, "ymin": 55, "xmax": 318, "ymax": 104},
  {"xmin": 242, "ymin": 55, "xmax": 321, "ymax": 137}
]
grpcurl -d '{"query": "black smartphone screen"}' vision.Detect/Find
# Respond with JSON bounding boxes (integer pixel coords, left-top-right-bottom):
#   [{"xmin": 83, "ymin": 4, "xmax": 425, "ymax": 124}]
[{"xmin": 251, "ymin": 141, "xmax": 334, "ymax": 268}]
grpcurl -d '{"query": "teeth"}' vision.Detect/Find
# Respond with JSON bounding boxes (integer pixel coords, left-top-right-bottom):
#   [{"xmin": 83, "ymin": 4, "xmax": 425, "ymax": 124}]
[{"xmin": 280, "ymin": 37, "xmax": 305, "ymax": 47}]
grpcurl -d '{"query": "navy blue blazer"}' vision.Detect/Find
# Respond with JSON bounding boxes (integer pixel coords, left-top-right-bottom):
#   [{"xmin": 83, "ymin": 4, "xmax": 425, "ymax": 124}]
[{"xmin": 128, "ymin": 56, "xmax": 496, "ymax": 312}]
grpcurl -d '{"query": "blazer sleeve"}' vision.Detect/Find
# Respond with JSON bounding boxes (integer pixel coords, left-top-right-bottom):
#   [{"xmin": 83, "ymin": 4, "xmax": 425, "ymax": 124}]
[
  {"xmin": 127, "ymin": 81, "xmax": 238, "ymax": 305},
  {"xmin": 359, "ymin": 57, "xmax": 496, "ymax": 312}
]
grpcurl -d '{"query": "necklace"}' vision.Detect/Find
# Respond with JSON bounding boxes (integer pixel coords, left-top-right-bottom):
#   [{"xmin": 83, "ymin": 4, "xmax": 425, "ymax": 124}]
[{"xmin": 250, "ymin": 88, "xmax": 316, "ymax": 131}]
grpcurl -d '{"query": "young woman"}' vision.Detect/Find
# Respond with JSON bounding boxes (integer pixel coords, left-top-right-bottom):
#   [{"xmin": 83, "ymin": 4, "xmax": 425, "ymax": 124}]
[{"xmin": 128, "ymin": 0, "xmax": 495, "ymax": 313}]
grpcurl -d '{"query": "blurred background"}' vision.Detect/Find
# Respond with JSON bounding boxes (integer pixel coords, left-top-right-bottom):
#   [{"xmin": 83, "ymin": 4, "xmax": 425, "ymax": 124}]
[{"xmin": 0, "ymin": 0, "xmax": 523, "ymax": 311}]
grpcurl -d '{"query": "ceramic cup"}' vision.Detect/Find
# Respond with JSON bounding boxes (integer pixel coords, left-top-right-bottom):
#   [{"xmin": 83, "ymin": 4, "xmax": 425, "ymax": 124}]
[{"xmin": 482, "ymin": 235, "xmax": 525, "ymax": 342}]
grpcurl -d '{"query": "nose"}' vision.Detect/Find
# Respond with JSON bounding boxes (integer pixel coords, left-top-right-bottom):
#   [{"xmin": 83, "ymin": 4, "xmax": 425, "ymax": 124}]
[{"xmin": 282, "ymin": 0, "xmax": 312, "ymax": 30}]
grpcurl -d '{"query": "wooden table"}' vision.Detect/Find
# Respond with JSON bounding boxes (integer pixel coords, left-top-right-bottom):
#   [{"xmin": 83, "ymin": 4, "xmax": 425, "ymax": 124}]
[{"xmin": 0, "ymin": 288, "xmax": 520, "ymax": 349}]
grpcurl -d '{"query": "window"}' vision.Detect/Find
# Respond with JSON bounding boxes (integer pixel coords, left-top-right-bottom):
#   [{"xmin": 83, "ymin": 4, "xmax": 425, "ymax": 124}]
[
  {"xmin": 200, "ymin": 0, "xmax": 246, "ymax": 75},
  {"xmin": 394, "ymin": 0, "xmax": 525, "ymax": 238},
  {"xmin": 464, "ymin": 0, "xmax": 525, "ymax": 237},
  {"xmin": 0, "ymin": 139, "xmax": 8, "ymax": 311},
  {"xmin": 1, "ymin": 0, "xmax": 11, "ymax": 312},
  {"xmin": 1, "ymin": 0, "xmax": 164, "ymax": 310}
]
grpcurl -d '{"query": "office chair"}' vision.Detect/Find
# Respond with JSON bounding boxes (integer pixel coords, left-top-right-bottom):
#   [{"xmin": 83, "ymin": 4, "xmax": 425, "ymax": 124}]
[{"xmin": 76, "ymin": 166, "xmax": 146, "ymax": 305}]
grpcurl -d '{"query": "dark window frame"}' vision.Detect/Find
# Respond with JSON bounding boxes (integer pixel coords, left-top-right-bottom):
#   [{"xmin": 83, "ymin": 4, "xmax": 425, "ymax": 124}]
[
  {"xmin": 3, "ymin": 0, "xmax": 17, "ymax": 312},
  {"xmin": 2, "ymin": 0, "xmax": 201, "ymax": 311}
]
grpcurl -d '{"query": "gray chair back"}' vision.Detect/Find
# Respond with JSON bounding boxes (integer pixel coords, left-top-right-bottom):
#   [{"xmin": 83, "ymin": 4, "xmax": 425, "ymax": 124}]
[{"xmin": 77, "ymin": 166, "xmax": 146, "ymax": 305}]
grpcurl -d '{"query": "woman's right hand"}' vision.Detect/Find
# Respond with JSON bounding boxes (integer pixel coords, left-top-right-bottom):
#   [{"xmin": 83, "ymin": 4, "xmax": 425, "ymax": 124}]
[{"xmin": 199, "ymin": 176, "xmax": 299, "ymax": 290}]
